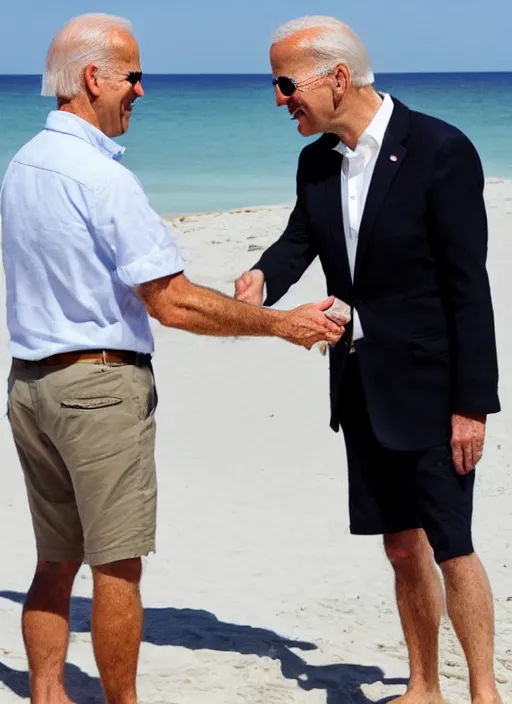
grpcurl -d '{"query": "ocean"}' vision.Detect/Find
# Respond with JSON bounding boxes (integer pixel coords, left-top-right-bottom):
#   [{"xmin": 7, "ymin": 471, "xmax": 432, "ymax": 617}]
[{"xmin": 1, "ymin": 73, "xmax": 511, "ymax": 215}]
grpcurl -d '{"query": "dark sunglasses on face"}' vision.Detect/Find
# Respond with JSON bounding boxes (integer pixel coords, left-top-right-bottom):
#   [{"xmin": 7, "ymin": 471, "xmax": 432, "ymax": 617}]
[
  {"xmin": 272, "ymin": 71, "xmax": 330, "ymax": 97},
  {"xmin": 272, "ymin": 76, "xmax": 299, "ymax": 97},
  {"xmin": 125, "ymin": 71, "xmax": 143, "ymax": 86}
]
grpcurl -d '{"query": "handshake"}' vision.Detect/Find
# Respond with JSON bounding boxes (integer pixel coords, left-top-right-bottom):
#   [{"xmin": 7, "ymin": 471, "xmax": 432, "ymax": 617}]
[{"xmin": 234, "ymin": 269, "xmax": 350, "ymax": 352}]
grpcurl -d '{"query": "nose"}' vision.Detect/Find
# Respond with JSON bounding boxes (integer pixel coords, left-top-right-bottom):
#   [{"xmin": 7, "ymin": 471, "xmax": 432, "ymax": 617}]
[
  {"xmin": 274, "ymin": 85, "xmax": 289, "ymax": 108},
  {"xmin": 134, "ymin": 81, "xmax": 144, "ymax": 98}
]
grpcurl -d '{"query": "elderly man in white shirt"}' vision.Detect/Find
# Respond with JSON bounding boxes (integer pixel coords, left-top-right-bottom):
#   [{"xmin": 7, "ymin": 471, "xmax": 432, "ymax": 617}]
[
  {"xmin": 0, "ymin": 13, "xmax": 343, "ymax": 704},
  {"xmin": 236, "ymin": 15, "xmax": 502, "ymax": 704}
]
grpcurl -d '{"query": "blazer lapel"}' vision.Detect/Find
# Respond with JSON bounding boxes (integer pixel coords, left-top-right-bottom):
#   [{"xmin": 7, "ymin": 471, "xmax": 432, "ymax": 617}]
[
  {"xmin": 354, "ymin": 99, "xmax": 409, "ymax": 279},
  {"xmin": 322, "ymin": 147, "xmax": 352, "ymax": 288}
]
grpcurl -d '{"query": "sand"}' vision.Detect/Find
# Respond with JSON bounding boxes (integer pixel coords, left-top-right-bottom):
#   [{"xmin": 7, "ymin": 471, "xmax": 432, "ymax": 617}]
[{"xmin": 0, "ymin": 179, "xmax": 511, "ymax": 703}]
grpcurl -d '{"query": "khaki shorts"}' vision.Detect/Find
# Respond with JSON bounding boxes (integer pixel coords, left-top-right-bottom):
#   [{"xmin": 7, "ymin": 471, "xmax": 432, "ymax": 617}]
[{"xmin": 7, "ymin": 360, "xmax": 157, "ymax": 566}]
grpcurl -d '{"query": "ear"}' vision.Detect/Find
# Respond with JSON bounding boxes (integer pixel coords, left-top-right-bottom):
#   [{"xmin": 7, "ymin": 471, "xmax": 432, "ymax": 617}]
[
  {"xmin": 84, "ymin": 65, "xmax": 101, "ymax": 97},
  {"xmin": 333, "ymin": 64, "xmax": 350, "ymax": 92}
]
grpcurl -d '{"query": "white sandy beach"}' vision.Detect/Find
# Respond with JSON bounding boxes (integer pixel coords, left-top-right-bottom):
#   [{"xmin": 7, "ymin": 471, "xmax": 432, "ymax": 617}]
[{"xmin": 0, "ymin": 178, "xmax": 511, "ymax": 703}]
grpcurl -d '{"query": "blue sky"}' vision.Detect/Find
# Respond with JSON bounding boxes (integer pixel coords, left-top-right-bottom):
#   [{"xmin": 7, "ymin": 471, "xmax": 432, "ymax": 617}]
[{"xmin": 1, "ymin": 0, "xmax": 510, "ymax": 74}]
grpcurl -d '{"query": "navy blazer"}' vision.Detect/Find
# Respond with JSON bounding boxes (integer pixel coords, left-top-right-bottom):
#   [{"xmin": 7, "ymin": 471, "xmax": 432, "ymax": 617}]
[{"xmin": 254, "ymin": 97, "xmax": 500, "ymax": 451}]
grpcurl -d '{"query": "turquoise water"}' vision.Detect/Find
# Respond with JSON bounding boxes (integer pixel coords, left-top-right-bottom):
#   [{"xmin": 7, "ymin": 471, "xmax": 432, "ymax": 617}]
[{"xmin": 1, "ymin": 73, "xmax": 511, "ymax": 214}]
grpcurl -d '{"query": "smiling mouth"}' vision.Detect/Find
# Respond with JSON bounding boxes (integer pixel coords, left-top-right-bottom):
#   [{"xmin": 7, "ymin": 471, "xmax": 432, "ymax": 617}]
[{"xmin": 290, "ymin": 108, "xmax": 305, "ymax": 120}]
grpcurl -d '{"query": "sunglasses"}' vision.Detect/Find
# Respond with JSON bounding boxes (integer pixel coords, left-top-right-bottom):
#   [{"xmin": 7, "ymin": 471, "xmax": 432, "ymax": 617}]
[
  {"xmin": 125, "ymin": 71, "xmax": 143, "ymax": 86},
  {"xmin": 272, "ymin": 71, "xmax": 330, "ymax": 97}
]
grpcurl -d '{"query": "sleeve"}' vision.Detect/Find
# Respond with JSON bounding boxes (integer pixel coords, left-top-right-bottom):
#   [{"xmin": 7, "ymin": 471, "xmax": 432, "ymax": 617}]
[
  {"xmin": 428, "ymin": 132, "xmax": 500, "ymax": 415},
  {"xmin": 252, "ymin": 150, "xmax": 318, "ymax": 306},
  {"xmin": 95, "ymin": 168, "xmax": 184, "ymax": 288}
]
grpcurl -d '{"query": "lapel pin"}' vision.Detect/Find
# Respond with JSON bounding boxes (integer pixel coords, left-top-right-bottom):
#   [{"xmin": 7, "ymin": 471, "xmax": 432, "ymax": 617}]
[{"xmin": 390, "ymin": 154, "xmax": 398, "ymax": 162}]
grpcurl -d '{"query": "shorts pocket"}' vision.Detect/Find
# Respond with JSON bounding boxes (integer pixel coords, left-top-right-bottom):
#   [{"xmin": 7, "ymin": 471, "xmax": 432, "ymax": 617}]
[
  {"xmin": 60, "ymin": 397, "xmax": 123, "ymax": 410},
  {"xmin": 131, "ymin": 366, "xmax": 158, "ymax": 422}
]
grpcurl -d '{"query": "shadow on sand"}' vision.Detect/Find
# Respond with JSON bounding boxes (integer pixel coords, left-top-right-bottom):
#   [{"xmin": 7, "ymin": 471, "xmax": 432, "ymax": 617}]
[{"xmin": 0, "ymin": 590, "xmax": 407, "ymax": 703}]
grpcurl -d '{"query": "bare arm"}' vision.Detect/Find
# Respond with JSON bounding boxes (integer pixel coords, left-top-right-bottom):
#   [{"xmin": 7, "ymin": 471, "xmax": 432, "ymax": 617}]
[
  {"xmin": 139, "ymin": 272, "xmax": 282, "ymax": 336},
  {"xmin": 137, "ymin": 272, "xmax": 343, "ymax": 349}
]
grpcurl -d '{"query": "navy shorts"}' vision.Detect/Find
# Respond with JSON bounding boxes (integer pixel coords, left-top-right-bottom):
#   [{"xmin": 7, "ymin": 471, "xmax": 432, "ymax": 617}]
[{"xmin": 338, "ymin": 354, "xmax": 475, "ymax": 564}]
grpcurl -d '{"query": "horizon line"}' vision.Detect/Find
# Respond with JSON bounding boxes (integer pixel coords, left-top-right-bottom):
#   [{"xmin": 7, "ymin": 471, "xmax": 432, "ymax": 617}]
[{"xmin": 0, "ymin": 70, "xmax": 511, "ymax": 77}]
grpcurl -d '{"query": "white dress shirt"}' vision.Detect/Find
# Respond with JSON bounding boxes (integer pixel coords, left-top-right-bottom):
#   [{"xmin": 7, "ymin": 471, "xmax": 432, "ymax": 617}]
[{"xmin": 333, "ymin": 93, "xmax": 394, "ymax": 341}]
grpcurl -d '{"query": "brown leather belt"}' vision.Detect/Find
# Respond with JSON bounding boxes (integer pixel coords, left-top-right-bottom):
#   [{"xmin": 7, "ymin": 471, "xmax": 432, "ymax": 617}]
[{"xmin": 12, "ymin": 349, "xmax": 152, "ymax": 369}]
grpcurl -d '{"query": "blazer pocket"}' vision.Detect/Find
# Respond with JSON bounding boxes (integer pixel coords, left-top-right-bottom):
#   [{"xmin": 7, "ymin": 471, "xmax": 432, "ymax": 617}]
[
  {"xmin": 410, "ymin": 333, "xmax": 450, "ymax": 360},
  {"xmin": 60, "ymin": 397, "xmax": 123, "ymax": 410}
]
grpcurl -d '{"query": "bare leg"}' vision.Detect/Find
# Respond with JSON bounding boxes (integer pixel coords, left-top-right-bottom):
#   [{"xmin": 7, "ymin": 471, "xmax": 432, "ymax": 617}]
[
  {"xmin": 441, "ymin": 554, "xmax": 502, "ymax": 704},
  {"xmin": 22, "ymin": 560, "xmax": 81, "ymax": 704},
  {"xmin": 91, "ymin": 558, "xmax": 143, "ymax": 704},
  {"xmin": 384, "ymin": 529, "xmax": 446, "ymax": 703}
]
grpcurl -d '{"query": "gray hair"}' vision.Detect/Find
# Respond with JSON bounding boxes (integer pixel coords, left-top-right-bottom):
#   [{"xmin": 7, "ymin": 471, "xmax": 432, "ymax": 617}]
[
  {"xmin": 42, "ymin": 13, "xmax": 134, "ymax": 99},
  {"xmin": 272, "ymin": 15, "xmax": 374, "ymax": 87}
]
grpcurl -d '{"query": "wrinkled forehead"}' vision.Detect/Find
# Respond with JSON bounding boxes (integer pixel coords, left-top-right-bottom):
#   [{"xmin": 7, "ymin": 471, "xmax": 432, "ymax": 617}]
[{"xmin": 270, "ymin": 30, "xmax": 321, "ymax": 77}]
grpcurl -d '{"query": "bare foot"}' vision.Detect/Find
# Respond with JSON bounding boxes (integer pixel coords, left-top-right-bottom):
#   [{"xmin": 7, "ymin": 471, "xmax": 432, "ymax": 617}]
[
  {"xmin": 392, "ymin": 693, "xmax": 447, "ymax": 704},
  {"xmin": 473, "ymin": 696, "xmax": 503, "ymax": 704}
]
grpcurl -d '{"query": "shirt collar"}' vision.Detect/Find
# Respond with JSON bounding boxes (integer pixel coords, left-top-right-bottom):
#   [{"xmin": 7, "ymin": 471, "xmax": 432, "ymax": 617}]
[
  {"xmin": 333, "ymin": 93, "xmax": 394, "ymax": 158},
  {"xmin": 44, "ymin": 111, "xmax": 126, "ymax": 162}
]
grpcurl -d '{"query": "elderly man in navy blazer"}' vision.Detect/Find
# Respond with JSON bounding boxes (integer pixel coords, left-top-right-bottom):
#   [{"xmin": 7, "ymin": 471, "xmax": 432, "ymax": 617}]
[{"xmin": 236, "ymin": 15, "xmax": 501, "ymax": 704}]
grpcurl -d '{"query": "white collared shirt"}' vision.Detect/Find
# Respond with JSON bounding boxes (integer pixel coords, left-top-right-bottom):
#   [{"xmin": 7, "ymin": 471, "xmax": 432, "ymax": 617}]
[{"xmin": 333, "ymin": 93, "xmax": 394, "ymax": 341}]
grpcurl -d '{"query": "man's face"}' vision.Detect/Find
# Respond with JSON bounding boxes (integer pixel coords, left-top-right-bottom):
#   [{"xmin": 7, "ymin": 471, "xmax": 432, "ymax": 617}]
[
  {"xmin": 270, "ymin": 35, "xmax": 336, "ymax": 138},
  {"xmin": 94, "ymin": 30, "xmax": 144, "ymax": 138}
]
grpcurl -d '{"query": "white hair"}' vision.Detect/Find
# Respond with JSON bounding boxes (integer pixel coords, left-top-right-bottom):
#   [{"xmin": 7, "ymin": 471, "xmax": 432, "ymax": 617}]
[
  {"xmin": 42, "ymin": 13, "xmax": 134, "ymax": 99},
  {"xmin": 272, "ymin": 15, "xmax": 374, "ymax": 87}
]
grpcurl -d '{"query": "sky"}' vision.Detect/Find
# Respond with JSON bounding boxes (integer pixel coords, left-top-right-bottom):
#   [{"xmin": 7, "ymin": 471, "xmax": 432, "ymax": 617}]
[{"xmin": 0, "ymin": 0, "xmax": 511, "ymax": 75}]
